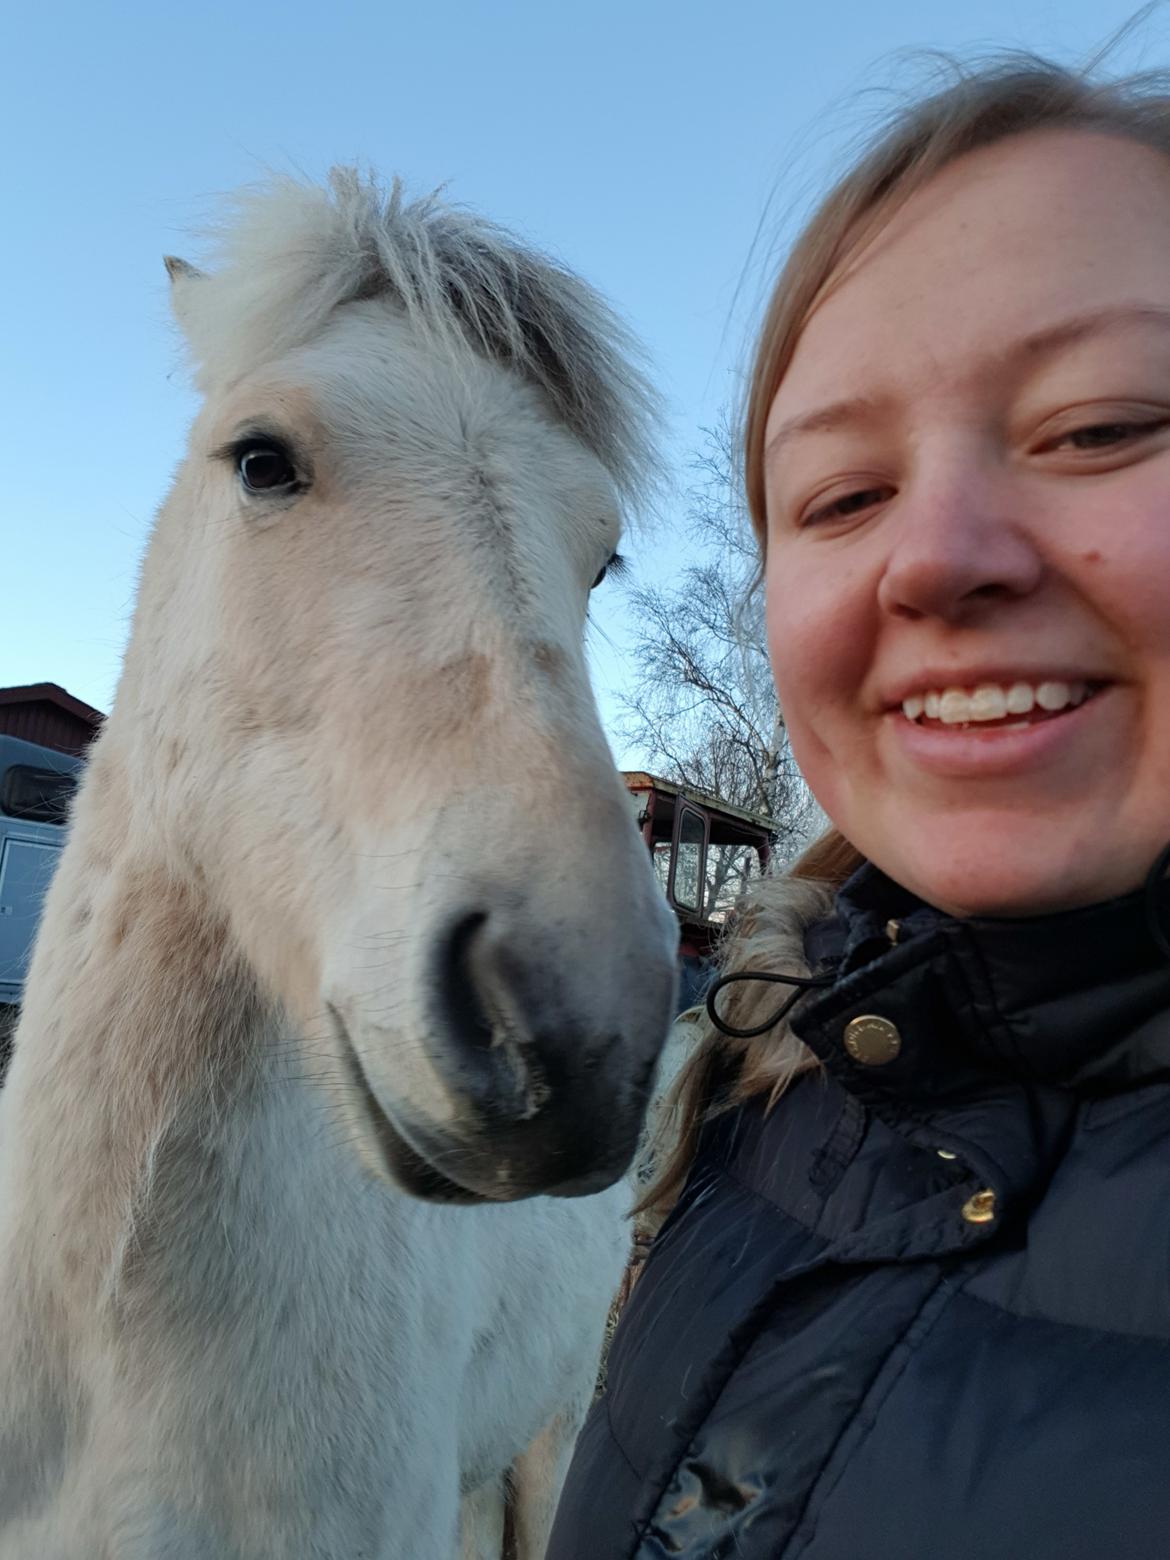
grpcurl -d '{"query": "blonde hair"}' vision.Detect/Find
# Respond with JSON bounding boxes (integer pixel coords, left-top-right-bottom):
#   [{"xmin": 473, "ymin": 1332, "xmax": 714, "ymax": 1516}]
[{"xmin": 638, "ymin": 48, "xmax": 1170, "ymax": 1221}]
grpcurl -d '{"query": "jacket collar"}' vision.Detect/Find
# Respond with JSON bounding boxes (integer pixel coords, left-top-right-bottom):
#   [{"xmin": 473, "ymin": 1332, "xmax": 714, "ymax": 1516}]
[
  {"xmin": 785, "ymin": 864, "xmax": 1170, "ymax": 1214},
  {"xmin": 798, "ymin": 862, "xmax": 1170, "ymax": 1097}
]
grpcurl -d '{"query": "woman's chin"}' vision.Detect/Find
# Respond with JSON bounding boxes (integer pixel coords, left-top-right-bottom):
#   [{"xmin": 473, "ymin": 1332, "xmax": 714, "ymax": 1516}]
[{"xmin": 867, "ymin": 825, "xmax": 1150, "ymax": 921}]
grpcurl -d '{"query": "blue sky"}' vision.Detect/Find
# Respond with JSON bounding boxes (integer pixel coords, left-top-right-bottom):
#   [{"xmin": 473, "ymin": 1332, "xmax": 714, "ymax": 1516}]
[{"xmin": 2, "ymin": 0, "xmax": 1160, "ymax": 762}]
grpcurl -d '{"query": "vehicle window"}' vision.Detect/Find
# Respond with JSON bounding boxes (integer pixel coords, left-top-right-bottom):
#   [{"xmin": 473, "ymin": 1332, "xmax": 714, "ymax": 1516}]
[
  {"xmin": 652, "ymin": 841, "xmax": 673, "ymax": 895},
  {"xmin": 0, "ymin": 765, "xmax": 78, "ymax": 824},
  {"xmin": 673, "ymin": 809, "xmax": 706, "ymax": 914}
]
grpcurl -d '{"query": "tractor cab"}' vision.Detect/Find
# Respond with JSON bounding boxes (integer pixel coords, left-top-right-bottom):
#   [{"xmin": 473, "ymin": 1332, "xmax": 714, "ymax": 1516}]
[{"xmin": 621, "ymin": 772, "xmax": 776, "ymax": 1013}]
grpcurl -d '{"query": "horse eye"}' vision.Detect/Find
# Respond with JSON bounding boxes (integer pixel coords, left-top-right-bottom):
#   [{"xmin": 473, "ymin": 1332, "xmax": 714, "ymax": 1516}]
[
  {"xmin": 591, "ymin": 550, "xmax": 625, "ymax": 591},
  {"xmin": 237, "ymin": 443, "xmax": 298, "ymax": 495}
]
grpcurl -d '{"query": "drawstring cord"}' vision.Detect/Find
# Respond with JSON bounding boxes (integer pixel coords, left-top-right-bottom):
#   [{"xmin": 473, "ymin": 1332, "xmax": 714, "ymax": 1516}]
[
  {"xmin": 708, "ymin": 839, "xmax": 1170, "ymax": 1042},
  {"xmin": 706, "ymin": 967, "xmax": 833, "ymax": 1039}
]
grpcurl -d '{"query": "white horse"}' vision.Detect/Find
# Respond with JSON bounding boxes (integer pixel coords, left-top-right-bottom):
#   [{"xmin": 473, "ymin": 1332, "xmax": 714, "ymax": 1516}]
[{"xmin": 0, "ymin": 170, "xmax": 678, "ymax": 1559}]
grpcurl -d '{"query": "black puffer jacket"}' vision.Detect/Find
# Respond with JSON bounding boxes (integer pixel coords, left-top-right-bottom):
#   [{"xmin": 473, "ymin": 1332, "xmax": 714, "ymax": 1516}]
[{"xmin": 548, "ymin": 867, "xmax": 1170, "ymax": 1559}]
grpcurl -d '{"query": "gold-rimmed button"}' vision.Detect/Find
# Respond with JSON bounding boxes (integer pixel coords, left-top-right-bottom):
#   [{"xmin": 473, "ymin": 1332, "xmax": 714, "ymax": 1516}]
[
  {"xmin": 843, "ymin": 1014, "xmax": 902, "ymax": 1066},
  {"xmin": 961, "ymin": 1189, "xmax": 997, "ymax": 1225}
]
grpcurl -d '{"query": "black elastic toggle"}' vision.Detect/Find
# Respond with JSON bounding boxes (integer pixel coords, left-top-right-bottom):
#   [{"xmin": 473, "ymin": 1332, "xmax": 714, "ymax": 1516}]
[
  {"xmin": 1144, "ymin": 840, "xmax": 1170, "ymax": 962},
  {"xmin": 705, "ymin": 967, "xmax": 834, "ymax": 1040}
]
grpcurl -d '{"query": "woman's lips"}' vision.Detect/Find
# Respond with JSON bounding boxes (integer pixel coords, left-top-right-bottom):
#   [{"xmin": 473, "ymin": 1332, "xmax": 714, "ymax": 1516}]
[{"xmin": 885, "ymin": 682, "xmax": 1114, "ymax": 778}]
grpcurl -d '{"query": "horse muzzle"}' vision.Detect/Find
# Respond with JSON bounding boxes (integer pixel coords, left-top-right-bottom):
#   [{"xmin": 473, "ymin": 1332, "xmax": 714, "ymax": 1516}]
[{"xmin": 328, "ymin": 901, "xmax": 678, "ymax": 1202}]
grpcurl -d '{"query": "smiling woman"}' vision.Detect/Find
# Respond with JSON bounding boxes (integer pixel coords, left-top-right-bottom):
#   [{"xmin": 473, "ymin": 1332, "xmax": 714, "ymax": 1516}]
[{"xmin": 549, "ymin": 51, "xmax": 1170, "ymax": 1560}]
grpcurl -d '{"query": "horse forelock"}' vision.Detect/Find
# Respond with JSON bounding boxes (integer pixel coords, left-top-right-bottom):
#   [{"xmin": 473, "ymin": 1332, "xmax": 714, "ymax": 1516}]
[{"xmin": 175, "ymin": 167, "xmax": 661, "ymax": 509}]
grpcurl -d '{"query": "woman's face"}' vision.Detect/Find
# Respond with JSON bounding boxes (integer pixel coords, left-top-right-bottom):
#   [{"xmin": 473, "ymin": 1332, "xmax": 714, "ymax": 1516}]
[{"xmin": 764, "ymin": 129, "xmax": 1170, "ymax": 917}]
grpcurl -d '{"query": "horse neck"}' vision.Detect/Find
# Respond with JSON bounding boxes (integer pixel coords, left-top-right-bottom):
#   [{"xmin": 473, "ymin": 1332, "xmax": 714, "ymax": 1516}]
[{"xmin": 0, "ymin": 731, "xmax": 270, "ymax": 1301}]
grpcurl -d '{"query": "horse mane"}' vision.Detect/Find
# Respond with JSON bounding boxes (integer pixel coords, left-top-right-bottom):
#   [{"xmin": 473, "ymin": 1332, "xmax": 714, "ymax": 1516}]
[{"xmin": 172, "ymin": 167, "xmax": 661, "ymax": 505}]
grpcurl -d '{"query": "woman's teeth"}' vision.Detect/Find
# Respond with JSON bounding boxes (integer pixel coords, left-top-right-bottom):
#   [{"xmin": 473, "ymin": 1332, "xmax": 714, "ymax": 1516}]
[{"xmin": 901, "ymin": 680, "xmax": 1091, "ymax": 726}]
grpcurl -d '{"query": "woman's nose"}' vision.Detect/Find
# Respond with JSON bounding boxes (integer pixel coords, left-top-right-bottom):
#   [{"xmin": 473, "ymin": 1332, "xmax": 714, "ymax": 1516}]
[{"xmin": 876, "ymin": 459, "xmax": 1044, "ymax": 623}]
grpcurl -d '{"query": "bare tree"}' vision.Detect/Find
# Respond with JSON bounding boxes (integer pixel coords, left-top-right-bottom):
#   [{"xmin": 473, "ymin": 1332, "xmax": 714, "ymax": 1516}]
[{"xmin": 618, "ymin": 421, "xmax": 815, "ymax": 870}]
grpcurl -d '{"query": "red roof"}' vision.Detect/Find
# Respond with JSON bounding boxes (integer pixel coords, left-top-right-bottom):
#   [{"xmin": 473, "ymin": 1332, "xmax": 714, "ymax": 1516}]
[
  {"xmin": 0, "ymin": 684, "xmax": 106, "ymax": 756},
  {"xmin": 0, "ymin": 683, "xmax": 105, "ymax": 727}
]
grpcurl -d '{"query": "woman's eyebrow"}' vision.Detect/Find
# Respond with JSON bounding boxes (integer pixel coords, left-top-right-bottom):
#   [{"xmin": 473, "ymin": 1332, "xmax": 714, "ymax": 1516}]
[
  {"xmin": 766, "ymin": 303, "xmax": 1170, "ymax": 461},
  {"xmin": 1016, "ymin": 302, "xmax": 1170, "ymax": 361},
  {"xmin": 765, "ymin": 395, "xmax": 886, "ymax": 459}
]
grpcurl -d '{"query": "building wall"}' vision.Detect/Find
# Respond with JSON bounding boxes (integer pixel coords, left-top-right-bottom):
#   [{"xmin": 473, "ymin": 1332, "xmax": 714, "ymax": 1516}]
[{"xmin": 0, "ymin": 690, "xmax": 103, "ymax": 757}]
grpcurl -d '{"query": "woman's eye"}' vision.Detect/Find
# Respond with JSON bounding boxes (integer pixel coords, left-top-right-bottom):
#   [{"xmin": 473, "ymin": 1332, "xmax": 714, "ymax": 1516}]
[
  {"xmin": 1056, "ymin": 418, "xmax": 1168, "ymax": 452},
  {"xmin": 802, "ymin": 485, "xmax": 891, "ymax": 527},
  {"xmin": 236, "ymin": 443, "xmax": 299, "ymax": 494}
]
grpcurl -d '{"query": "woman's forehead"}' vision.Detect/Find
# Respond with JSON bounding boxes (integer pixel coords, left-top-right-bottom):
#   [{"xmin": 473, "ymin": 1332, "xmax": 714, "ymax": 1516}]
[{"xmin": 768, "ymin": 128, "xmax": 1170, "ymax": 431}]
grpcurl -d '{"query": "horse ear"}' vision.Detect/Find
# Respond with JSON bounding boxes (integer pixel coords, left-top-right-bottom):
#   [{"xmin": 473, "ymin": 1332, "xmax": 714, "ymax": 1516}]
[{"xmin": 164, "ymin": 256, "xmax": 205, "ymax": 332}]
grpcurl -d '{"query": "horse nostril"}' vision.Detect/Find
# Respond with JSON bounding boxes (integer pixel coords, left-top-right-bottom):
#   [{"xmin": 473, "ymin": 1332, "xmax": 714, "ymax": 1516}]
[
  {"xmin": 436, "ymin": 910, "xmax": 496, "ymax": 1054},
  {"xmin": 432, "ymin": 909, "xmax": 542, "ymax": 1119},
  {"xmin": 425, "ymin": 903, "xmax": 666, "ymax": 1188}
]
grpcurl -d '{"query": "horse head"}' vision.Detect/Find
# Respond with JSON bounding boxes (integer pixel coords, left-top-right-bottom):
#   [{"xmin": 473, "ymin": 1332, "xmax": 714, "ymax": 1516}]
[{"xmin": 123, "ymin": 171, "xmax": 678, "ymax": 1201}]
